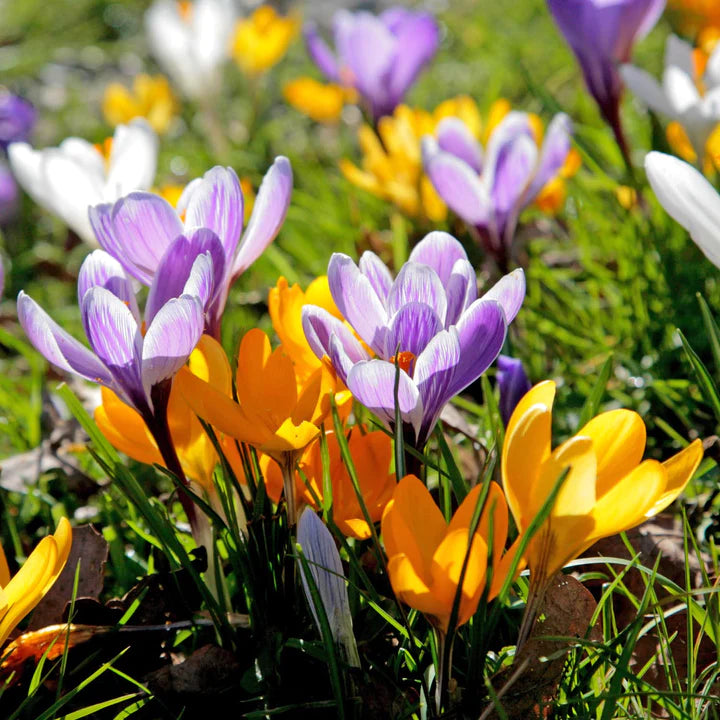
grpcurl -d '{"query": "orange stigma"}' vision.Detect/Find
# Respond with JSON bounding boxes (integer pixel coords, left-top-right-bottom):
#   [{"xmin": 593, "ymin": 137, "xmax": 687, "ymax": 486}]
[
  {"xmin": 390, "ymin": 351, "xmax": 416, "ymax": 376},
  {"xmin": 177, "ymin": 0, "xmax": 193, "ymax": 21},
  {"xmin": 93, "ymin": 137, "xmax": 114, "ymax": 169}
]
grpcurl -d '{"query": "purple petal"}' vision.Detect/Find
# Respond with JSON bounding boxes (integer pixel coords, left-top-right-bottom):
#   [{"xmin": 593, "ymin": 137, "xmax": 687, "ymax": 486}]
[
  {"xmin": 445, "ymin": 259, "xmax": 478, "ymax": 327},
  {"xmin": 17, "ymin": 291, "xmax": 114, "ymax": 387},
  {"xmin": 346, "ymin": 359, "xmax": 423, "ymax": 438},
  {"xmin": 386, "ymin": 302, "xmax": 442, "ymax": 358},
  {"xmin": 386, "ymin": 263, "xmax": 447, "ymax": 328},
  {"xmin": 231, "ymin": 156, "xmax": 292, "ymax": 279},
  {"xmin": 358, "ymin": 251, "xmax": 393, "ymax": 303},
  {"xmin": 407, "ymin": 231, "xmax": 469, "ymax": 287},
  {"xmin": 302, "ymin": 305, "xmax": 370, "ymax": 384},
  {"xmin": 81, "ymin": 286, "xmax": 146, "ymax": 409},
  {"xmin": 89, "ymin": 193, "xmax": 183, "ymax": 285},
  {"xmin": 141, "ymin": 295, "xmax": 204, "ymax": 394},
  {"xmin": 145, "ymin": 229, "xmax": 225, "ymax": 325},
  {"xmin": 413, "ymin": 328, "xmax": 461, "ymax": 444},
  {"xmin": 436, "ymin": 117, "xmax": 483, "ymax": 174},
  {"xmin": 328, "ymin": 253, "xmax": 389, "ymax": 355},
  {"xmin": 180, "ymin": 166, "xmax": 244, "ymax": 264},
  {"xmin": 423, "ymin": 137, "xmax": 489, "ymax": 226},
  {"xmin": 497, "ymin": 355, "xmax": 531, "ymax": 427},
  {"xmin": 489, "ymin": 131, "xmax": 537, "ymax": 218},
  {"xmin": 304, "ymin": 22, "xmax": 340, "ymax": 81},
  {"xmin": 77, "ymin": 250, "xmax": 140, "ymax": 323},
  {"xmin": 480, "ymin": 268, "xmax": 525, "ymax": 324},
  {"xmin": 182, "ymin": 252, "xmax": 215, "ymax": 308},
  {"xmin": 525, "ymin": 113, "xmax": 573, "ymax": 204},
  {"xmin": 384, "ymin": 11, "xmax": 439, "ymax": 112},
  {"xmin": 448, "ymin": 299, "xmax": 507, "ymax": 397}
]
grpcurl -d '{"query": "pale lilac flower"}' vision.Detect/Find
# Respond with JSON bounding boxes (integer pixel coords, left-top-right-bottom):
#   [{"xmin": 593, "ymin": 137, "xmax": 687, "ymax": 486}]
[
  {"xmin": 496, "ymin": 355, "xmax": 531, "ymax": 426},
  {"xmin": 17, "ymin": 249, "xmax": 207, "ymax": 420},
  {"xmin": 422, "ymin": 112, "xmax": 572, "ymax": 265},
  {"xmin": 89, "ymin": 158, "xmax": 292, "ymax": 338},
  {"xmin": 304, "ymin": 7, "xmax": 439, "ymax": 120},
  {"xmin": 302, "ymin": 231, "xmax": 525, "ymax": 449},
  {"xmin": 0, "ymin": 92, "xmax": 36, "ymax": 150},
  {"xmin": 547, "ymin": 0, "xmax": 664, "ymax": 160},
  {"xmin": 9, "ymin": 119, "xmax": 157, "ymax": 244},
  {"xmin": 297, "ymin": 507, "xmax": 360, "ymax": 668}
]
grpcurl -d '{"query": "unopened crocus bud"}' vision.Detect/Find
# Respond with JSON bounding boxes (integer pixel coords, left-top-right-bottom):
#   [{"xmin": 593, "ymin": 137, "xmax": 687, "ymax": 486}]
[
  {"xmin": 497, "ymin": 354, "xmax": 531, "ymax": 426},
  {"xmin": 297, "ymin": 507, "xmax": 360, "ymax": 667},
  {"xmin": 0, "ymin": 91, "xmax": 35, "ymax": 150}
]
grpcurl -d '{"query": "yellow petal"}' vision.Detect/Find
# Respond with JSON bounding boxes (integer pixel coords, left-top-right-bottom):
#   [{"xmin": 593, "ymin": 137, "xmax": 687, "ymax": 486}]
[
  {"xmin": 0, "ymin": 545, "xmax": 9, "ymax": 589},
  {"xmin": 387, "ymin": 554, "xmax": 447, "ymax": 625},
  {"xmin": 305, "ymin": 276, "xmax": 342, "ymax": 319},
  {"xmin": 588, "ymin": 460, "xmax": 666, "ymax": 541},
  {"xmin": 284, "ymin": 78, "xmax": 346, "ymax": 122},
  {"xmin": 189, "ymin": 335, "xmax": 233, "ymax": 393},
  {"xmin": 266, "ymin": 418, "xmax": 320, "ymax": 455},
  {"xmin": 649, "ymin": 439, "xmax": 703, "ymax": 516},
  {"xmin": 50, "ymin": 517, "xmax": 72, "ymax": 588},
  {"xmin": 667, "ymin": 121, "xmax": 698, "ymax": 164},
  {"xmin": 420, "ymin": 174, "xmax": 447, "ymax": 222},
  {"xmin": 577, "ymin": 409, "xmax": 646, "ymax": 498}
]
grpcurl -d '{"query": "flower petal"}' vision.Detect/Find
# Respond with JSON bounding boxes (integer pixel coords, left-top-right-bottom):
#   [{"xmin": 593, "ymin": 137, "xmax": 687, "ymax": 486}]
[
  {"xmin": 106, "ymin": 119, "xmax": 158, "ymax": 198},
  {"xmin": 645, "ymin": 151, "xmax": 720, "ymax": 269},
  {"xmin": 407, "ymin": 231, "xmax": 469, "ymax": 287},
  {"xmin": 77, "ymin": 249, "xmax": 139, "ymax": 323},
  {"xmin": 359, "ymin": 251, "xmax": 394, "ymax": 303},
  {"xmin": 231, "ymin": 156, "xmax": 292, "ymax": 278},
  {"xmin": 649, "ymin": 439, "xmax": 703, "ymax": 516},
  {"xmin": 436, "ymin": 117, "xmax": 483, "ymax": 173},
  {"xmin": 141, "ymin": 295, "xmax": 204, "ymax": 394},
  {"xmin": 480, "ymin": 268, "xmax": 525, "ymax": 324},
  {"xmin": 304, "ymin": 22, "xmax": 341, "ymax": 81},
  {"xmin": 386, "ymin": 302, "xmax": 442, "ymax": 358},
  {"xmin": 89, "ymin": 192, "xmax": 183, "ymax": 284},
  {"xmin": 347, "ymin": 359, "xmax": 423, "ymax": 437},
  {"xmin": 445, "ymin": 258, "xmax": 478, "ymax": 327},
  {"xmin": 387, "ymin": 262, "xmax": 447, "ymax": 328},
  {"xmin": 17, "ymin": 291, "xmax": 114, "ymax": 387},
  {"xmin": 328, "ymin": 253, "xmax": 389, "ymax": 355}
]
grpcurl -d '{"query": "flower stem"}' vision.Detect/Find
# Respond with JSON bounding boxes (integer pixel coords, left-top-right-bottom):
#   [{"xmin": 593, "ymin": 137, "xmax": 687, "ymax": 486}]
[
  {"xmin": 280, "ymin": 452, "xmax": 298, "ymax": 526},
  {"xmin": 434, "ymin": 628, "xmax": 455, "ymax": 715}
]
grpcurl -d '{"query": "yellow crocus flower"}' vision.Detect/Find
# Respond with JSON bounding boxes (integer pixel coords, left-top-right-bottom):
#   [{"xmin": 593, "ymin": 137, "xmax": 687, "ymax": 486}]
[
  {"xmin": 177, "ymin": 330, "xmax": 334, "ymax": 523},
  {"xmin": 231, "ymin": 6, "xmax": 300, "ymax": 76},
  {"xmin": 502, "ymin": 381, "xmax": 704, "ymax": 588},
  {"xmin": 102, "ymin": 74, "xmax": 178, "ymax": 135},
  {"xmin": 0, "ymin": 518, "xmax": 72, "ymax": 647},
  {"xmin": 382, "ymin": 476, "xmax": 518, "ymax": 633},
  {"xmin": 667, "ymin": 0, "xmax": 720, "ymax": 39},
  {"xmin": 283, "ymin": 77, "xmax": 353, "ymax": 123}
]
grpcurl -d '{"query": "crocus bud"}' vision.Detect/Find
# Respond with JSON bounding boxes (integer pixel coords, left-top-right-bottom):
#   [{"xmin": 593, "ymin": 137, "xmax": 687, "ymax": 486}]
[
  {"xmin": 297, "ymin": 507, "xmax": 360, "ymax": 668},
  {"xmin": 497, "ymin": 354, "xmax": 531, "ymax": 426}
]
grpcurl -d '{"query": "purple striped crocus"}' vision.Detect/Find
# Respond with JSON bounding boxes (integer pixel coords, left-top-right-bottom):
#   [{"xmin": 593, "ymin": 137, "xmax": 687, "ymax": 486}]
[
  {"xmin": 422, "ymin": 112, "xmax": 572, "ymax": 268},
  {"xmin": 302, "ymin": 232, "xmax": 525, "ymax": 450},
  {"xmin": 547, "ymin": 0, "xmax": 664, "ymax": 162},
  {"xmin": 304, "ymin": 7, "xmax": 439, "ymax": 120},
  {"xmin": 17, "ymin": 249, "xmax": 209, "ymax": 524},
  {"xmin": 89, "ymin": 158, "xmax": 292, "ymax": 338}
]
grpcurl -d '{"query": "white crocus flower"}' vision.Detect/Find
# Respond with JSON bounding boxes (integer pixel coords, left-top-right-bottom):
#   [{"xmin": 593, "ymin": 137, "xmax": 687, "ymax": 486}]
[
  {"xmin": 621, "ymin": 35, "xmax": 720, "ymax": 158},
  {"xmin": 645, "ymin": 150, "xmax": 720, "ymax": 268},
  {"xmin": 8, "ymin": 119, "xmax": 158, "ymax": 246},
  {"xmin": 145, "ymin": 0, "xmax": 235, "ymax": 101}
]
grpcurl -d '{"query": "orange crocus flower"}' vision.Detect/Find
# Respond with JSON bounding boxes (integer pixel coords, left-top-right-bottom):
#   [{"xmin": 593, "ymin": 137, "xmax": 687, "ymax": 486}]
[{"xmin": 382, "ymin": 476, "xmax": 518, "ymax": 633}]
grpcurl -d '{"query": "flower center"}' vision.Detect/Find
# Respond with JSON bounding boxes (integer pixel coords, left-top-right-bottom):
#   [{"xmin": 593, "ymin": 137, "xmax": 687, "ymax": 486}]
[
  {"xmin": 177, "ymin": 0, "xmax": 192, "ymax": 22},
  {"xmin": 390, "ymin": 350, "xmax": 416, "ymax": 376}
]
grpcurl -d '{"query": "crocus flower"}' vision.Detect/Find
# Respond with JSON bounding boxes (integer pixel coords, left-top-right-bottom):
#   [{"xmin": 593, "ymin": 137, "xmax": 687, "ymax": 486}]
[
  {"xmin": 304, "ymin": 7, "xmax": 439, "ymax": 120},
  {"xmin": 8, "ymin": 119, "xmax": 157, "ymax": 245},
  {"xmin": 231, "ymin": 6, "xmax": 300, "ymax": 76},
  {"xmin": 382, "ymin": 476, "xmax": 518, "ymax": 633},
  {"xmin": 297, "ymin": 507, "xmax": 360, "ymax": 667},
  {"xmin": 102, "ymin": 74, "xmax": 178, "ymax": 135},
  {"xmin": 547, "ymin": 0, "xmax": 665, "ymax": 160},
  {"xmin": 145, "ymin": 0, "xmax": 235, "ymax": 101},
  {"xmin": 0, "ymin": 163, "xmax": 18, "ymax": 225},
  {"xmin": 496, "ymin": 355, "xmax": 531, "ymax": 427},
  {"xmin": 645, "ymin": 151, "xmax": 720, "ymax": 268},
  {"xmin": 0, "ymin": 518, "xmax": 71, "ymax": 647},
  {"xmin": 422, "ymin": 111, "xmax": 573, "ymax": 266},
  {"xmin": 265, "ymin": 428, "xmax": 395, "ymax": 540},
  {"xmin": 0, "ymin": 91, "xmax": 35, "ymax": 150},
  {"xmin": 621, "ymin": 35, "xmax": 720, "ymax": 160},
  {"xmin": 18, "ymin": 249, "xmax": 207, "ymax": 523},
  {"xmin": 283, "ymin": 78, "xmax": 353, "ymax": 123},
  {"xmin": 177, "ymin": 329, "xmax": 334, "ymax": 523},
  {"xmin": 502, "ymin": 380, "xmax": 703, "ymax": 589},
  {"xmin": 89, "ymin": 159, "xmax": 292, "ymax": 338},
  {"xmin": 667, "ymin": 0, "xmax": 720, "ymax": 40},
  {"xmin": 302, "ymin": 231, "xmax": 525, "ymax": 450}
]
